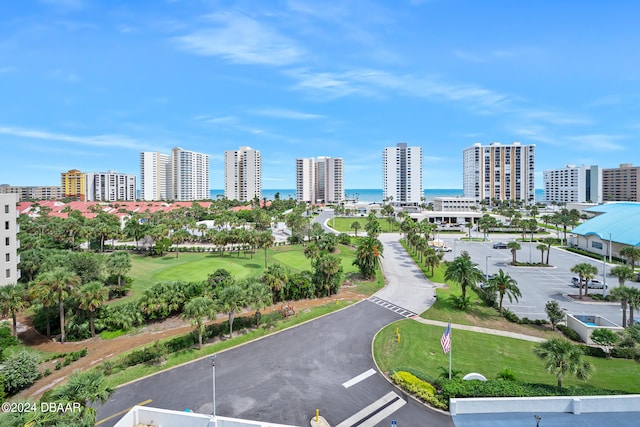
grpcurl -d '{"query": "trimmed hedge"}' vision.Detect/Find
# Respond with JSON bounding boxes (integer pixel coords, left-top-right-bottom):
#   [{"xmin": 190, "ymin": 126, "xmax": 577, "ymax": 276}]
[{"xmin": 390, "ymin": 371, "xmax": 447, "ymax": 410}]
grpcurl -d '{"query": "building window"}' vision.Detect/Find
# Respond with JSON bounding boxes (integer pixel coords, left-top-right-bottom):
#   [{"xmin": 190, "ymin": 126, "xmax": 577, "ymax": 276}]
[
  {"xmin": 4, "ymin": 205, "xmax": 8, "ymax": 214},
  {"xmin": 592, "ymin": 241, "xmax": 603, "ymax": 250},
  {"xmin": 4, "ymin": 221, "xmax": 8, "ymax": 230},
  {"xmin": 4, "ymin": 237, "xmax": 8, "ymax": 246},
  {"xmin": 5, "ymin": 253, "xmax": 8, "ymax": 262},
  {"xmin": 5, "ymin": 269, "xmax": 9, "ymax": 279}
]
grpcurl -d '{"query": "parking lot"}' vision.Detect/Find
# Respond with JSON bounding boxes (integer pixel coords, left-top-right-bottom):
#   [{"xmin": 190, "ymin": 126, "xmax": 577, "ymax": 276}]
[{"xmin": 438, "ymin": 234, "xmax": 632, "ymax": 326}]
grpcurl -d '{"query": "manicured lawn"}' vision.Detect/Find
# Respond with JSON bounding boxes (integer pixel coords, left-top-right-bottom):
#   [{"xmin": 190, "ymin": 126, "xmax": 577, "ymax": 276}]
[
  {"xmin": 374, "ymin": 320, "xmax": 640, "ymax": 393},
  {"xmin": 328, "ymin": 216, "xmax": 398, "ymax": 234},
  {"xmin": 125, "ymin": 244, "xmax": 358, "ymax": 301}
]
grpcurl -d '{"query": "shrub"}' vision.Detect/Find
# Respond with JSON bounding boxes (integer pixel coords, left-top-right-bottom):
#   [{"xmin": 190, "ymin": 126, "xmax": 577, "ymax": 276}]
[
  {"xmin": 121, "ymin": 341, "xmax": 167, "ymax": 367},
  {"xmin": 391, "ymin": 371, "xmax": 447, "ymax": 410},
  {"xmin": 2, "ymin": 350, "xmax": 40, "ymax": 395},
  {"xmin": 501, "ymin": 308, "xmax": 520, "ymax": 323},
  {"xmin": 496, "ymin": 368, "xmax": 517, "ymax": 381},
  {"xmin": 557, "ymin": 324, "xmax": 582, "ymax": 342}
]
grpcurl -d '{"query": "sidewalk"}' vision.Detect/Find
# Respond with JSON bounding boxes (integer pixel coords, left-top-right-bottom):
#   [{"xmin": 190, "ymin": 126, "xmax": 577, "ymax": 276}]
[{"xmin": 412, "ymin": 317, "xmax": 546, "ymax": 343}]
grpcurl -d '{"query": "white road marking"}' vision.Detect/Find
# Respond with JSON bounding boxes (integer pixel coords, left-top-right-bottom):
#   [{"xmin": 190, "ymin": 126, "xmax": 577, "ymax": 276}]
[
  {"xmin": 342, "ymin": 368, "xmax": 376, "ymax": 388},
  {"xmin": 336, "ymin": 391, "xmax": 405, "ymax": 427}
]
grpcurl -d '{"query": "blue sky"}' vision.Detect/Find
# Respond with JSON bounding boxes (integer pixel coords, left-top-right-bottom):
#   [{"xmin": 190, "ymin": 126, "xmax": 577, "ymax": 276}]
[{"xmin": 1, "ymin": 0, "xmax": 639, "ymax": 190}]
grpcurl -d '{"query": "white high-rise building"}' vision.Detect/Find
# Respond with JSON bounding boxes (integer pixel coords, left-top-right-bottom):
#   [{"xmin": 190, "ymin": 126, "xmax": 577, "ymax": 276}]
[
  {"xmin": 296, "ymin": 157, "xmax": 344, "ymax": 203},
  {"xmin": 86, "ymin": 171, "xmax": 137, "ymax": 202},
  {"xmin": 463, "ymin": 142, "xmax": 535, "ymax": 205},
  {"xmin": 224, "ymin": 146, "xmax": 262, "ymax": 202},
  {"xmin": 0, "ymin": 193, "xmax": 20, "ymax": 287},
  {"xmin": 171, "ymin": 147, "xmax": 210, "ymax": 201},
  {"xmin": 544, "ymin": 164, "xmax": 602, "ymax": 204},
  {"xmin": 382, "ymin": 143, "xmax": 423, "ymax": 206},
  {"xmin": 140, "ymin": 148, "xmax": 209, "ymax": 201},
  {"xmin": 140, "ymin": 151, "xmax": 171, "ymax": 201}
]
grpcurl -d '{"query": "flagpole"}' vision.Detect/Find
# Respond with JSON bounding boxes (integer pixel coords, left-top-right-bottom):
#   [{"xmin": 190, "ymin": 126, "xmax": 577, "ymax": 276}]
[{"xmin": 448, "ymin": 323, "xmax": 452, "ymax": 380}]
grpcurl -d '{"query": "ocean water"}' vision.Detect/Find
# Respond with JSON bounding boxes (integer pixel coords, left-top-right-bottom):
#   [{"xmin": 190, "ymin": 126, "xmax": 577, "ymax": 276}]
[{"xmin": 211, "ymin": 189, "xmax": 545, "ymax": 203}]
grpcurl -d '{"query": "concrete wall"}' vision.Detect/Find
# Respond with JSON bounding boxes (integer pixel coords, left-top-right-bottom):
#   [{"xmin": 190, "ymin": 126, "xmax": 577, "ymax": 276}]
[
  {"xmin": 566, "ymin": 314, "xmax": 623, "ymax": 344},
  {"xmin": 450, "ymin": 395, "xmax": 640, "ymax": 416}
]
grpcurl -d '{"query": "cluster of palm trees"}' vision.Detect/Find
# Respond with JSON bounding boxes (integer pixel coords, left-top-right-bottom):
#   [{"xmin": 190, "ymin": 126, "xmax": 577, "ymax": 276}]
[{"xmin": 402, "ymin": 219, "xmax": 444, "ymax": 275}]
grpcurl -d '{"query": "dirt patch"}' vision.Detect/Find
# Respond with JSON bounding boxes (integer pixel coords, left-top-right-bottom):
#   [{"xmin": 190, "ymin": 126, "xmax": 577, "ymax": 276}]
[{"xmin": 13, "ymin": 287, "xmax": 369, "ymax": 401}]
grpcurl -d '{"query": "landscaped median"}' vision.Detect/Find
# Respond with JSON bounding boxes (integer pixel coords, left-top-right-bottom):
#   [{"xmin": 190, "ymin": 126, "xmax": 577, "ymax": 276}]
[{"xmin": 373, "ymin": 319, "xmax": 640, "ymax": 411}]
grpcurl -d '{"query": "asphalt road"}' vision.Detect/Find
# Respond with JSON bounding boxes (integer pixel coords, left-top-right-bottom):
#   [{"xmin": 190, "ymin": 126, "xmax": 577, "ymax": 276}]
[{"xmin": 95, "ymin": 301, "xmax": 454, "ymax": 427}]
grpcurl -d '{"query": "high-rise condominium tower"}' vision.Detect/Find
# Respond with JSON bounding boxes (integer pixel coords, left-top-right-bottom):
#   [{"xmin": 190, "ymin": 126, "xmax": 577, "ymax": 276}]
[
  {"xmin": 296, "ymin": 156, "xmax": 344, "ymax": 203},
  {"xmin": 382, "ymin": 143, "xmax": 423, "ymax": 206},
  {"xmin": 544, "ymin": 164, "xmax": 602, "ymax": 204},
  {"xmin": 0, "ymin": 193, "xmax": 19, "ymax": 287},
  {"xmin": 602, "ymin": 164, "xmax": 640, "ymax": 202},
  {"xmin": 140, "ymin": 151, "xmax": 172, "ymax": 201},
  {"xmin": 86, "ymin": 171, "xmax": 137, "ymax": 202},
  {"xmin": 171, "ymin": 147, "xmax": 210, "ymax": 201},
  {"xmin": 224, "ymin": 146, "xmax": 262, "ymax": 202},
  {"xmin": 61, "ymin": 169, "xmax": 87, "ymax": 201},
  {"xmin": 140, "ymin": 148, "xmax": 209, "ymax": 201},
  {"xmin": 463, "ymin": 142, "xmax": 535, "ymax": 205}
]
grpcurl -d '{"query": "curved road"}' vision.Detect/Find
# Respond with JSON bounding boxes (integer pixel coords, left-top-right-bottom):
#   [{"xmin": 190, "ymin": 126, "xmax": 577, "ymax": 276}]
[{"xmin": 96, "ymin": 226, "xmax": 451, "ymax": 426}]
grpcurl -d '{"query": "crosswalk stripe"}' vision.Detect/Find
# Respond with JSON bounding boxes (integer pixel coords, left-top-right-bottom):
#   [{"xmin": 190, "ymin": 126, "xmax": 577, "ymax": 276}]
[
  {"xmin": 336, "ymin": 392, "xmax": 405, "ymax": 427},
  {"xmin": 342, "ymin": 368, "xmax": 377, "ymax": 388},
  {"xmin": 367, "ymin": 297, "xmax": 417, "ymax": 318}
]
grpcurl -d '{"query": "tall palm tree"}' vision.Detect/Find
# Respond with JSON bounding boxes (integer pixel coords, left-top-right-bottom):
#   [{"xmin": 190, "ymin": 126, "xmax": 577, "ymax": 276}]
[
  {"xmin": 485, "ymin": 269, "xmax": 522, "ymax": 316},
  {"xmin": 245, "ymin": 279, "xmax": 273, "ymax": 327},
  {"xmin": 627, "ymin": 287, "xmax": 640, "ymax": 326},
  {"xmin": 28, "ymin": 279, "xmax": 58, "ymax": 337},
  {"xmin": 350, "ymin": 221, "xmax": 361, "ymax": 237},
  {"xmin": 444, "ymin": 251, "xmax": 484, "ymax": 301},
  {"xmin": 570, "ymin": 263, "xmax": 598, "ymax": 299},
  {"xmin": 34, "ymin": 267, "xmax": 80, "ymax": 343},
  {"xmin": 217, "ymin": 283, "xmax": 247, "ymax": 337},
  {"xmin": 610, "ymin": 285, "xmax": 633, "ymax": 327},
  {"xmin": 353, "ymin": 236, "xmax": 383, "ymax": 279},
  {"xmin": 183, "ymin": 296, "xmax": 216, "ymax": 348},
  {"xmin": 543, "ymin": 237, "xmax": 555, "ymax": 265},
  {"xmin": 507, "ymin": 241, "xmax": 521, "ymax": 264},
  {"xmin": 77, "ymin": 281, "xmax": 108, "ymax": 337},
  {"xmin": 534, "ymin": 338, "xmax": 592, "ymax": 388},
  {"xmin": 0, "ymin": 283, "xmax": 28, "ymax": 337},
  {"xmin": 609, "ymin": 265, "xmax": 635, "ymax": 288},
  {"xmin": 105, "ymin": 251, "xmax": 132, "ymax": 294},
  {"xmin": 47, "ymin": 369, "xmax": 114, "ymax": 420},
  {"xmin": 620, "ymin": 246, "xmax": 640, "ymax": 272},
  {"xmin": 261, "ymin": 264, "xmax": 289, "ymax": 302},
  {"xmin": 536, "ymin": 243, "xmax": 547, "ymax": 264}
]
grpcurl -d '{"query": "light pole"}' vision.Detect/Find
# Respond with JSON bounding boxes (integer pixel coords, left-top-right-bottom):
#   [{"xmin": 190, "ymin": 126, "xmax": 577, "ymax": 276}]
[
  {"xmin": 609, "ymin": 233, "xmax": 612, "ymax": 263},
  {"xmin": 485, "ymin": 255, "xmax": 491, "ymax": 279},
  {"xmin": 210, "ymin": 355, "xmax": 217, "ymax": 419}
]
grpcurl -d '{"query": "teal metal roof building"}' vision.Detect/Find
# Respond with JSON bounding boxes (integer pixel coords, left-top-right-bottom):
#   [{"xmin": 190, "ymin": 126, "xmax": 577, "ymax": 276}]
[{"xmin": 571, "ymin": 203, "xmax": 640, "ymax": 253}]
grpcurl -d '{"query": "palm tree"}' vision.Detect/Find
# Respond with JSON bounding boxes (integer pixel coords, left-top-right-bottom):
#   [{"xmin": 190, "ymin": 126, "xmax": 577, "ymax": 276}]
[
  {"xmin": 258, "ymin": 230, "xmax": 275, "ymax": 268},
  {"xmin": 534, "ymin": 338, "xmax": 592, "ymax": 388},
  {"xmin": 0, "ymin": 283, "xmax": 28, "ymax": 337},
  {"xmin": 216, "ymin": 283, "xmax": 247, "ymax": 337},
  {"xmin": 47, "ymin": 369, "xmax": 114, "ymax": 419},
  {"xmin": 444, "ymin": 251, "xmax": 484, "ymax": 301},
  {"xmin": 610, "ymin": 285, "xmax": 634, "ymax": 327},
  {"xmin": 77, "ymin": 281, "xmax": 108, "ymax": 337},
  {"xmin": 627, "ymin": 287, "xmax": 640, "ymax": 326},
  {"xmin": 245, "ymin": 280, "xmax": 273, "ymax": 326},
  {"xmin": 570, "ymin": 263, "xmax": 598, "ymax": 299},
  {"xmin": 507, "ymin": 241, "xmax": 521, "ymax": 264},
  {"xmin": 34, "ymin": 267, "xmax": 80, "ymax": 343},
  {"xmin": 620, "ymin": 246, "xmax": 640, "ymax": 271},
  {"xmin": 536, "ymin": 243, "xmax": 547, "ymax": 264},
  {"xmin": 485, "ymin": 269, "xmax": 522, "ymax": 316},
  {"xmin": 352, "ymin": 236, "xmax": 383, "ymax": 279},
  {"xmin": 425, "ymin": 248, "xmax": 441, "ymax": 276},
  {"xmin": 28, "ymin": 279, "xmax": 58, "ymax": 337},
  {"xmin": 350, "ymin": 221, "xmax": 361, "ymax": 237},
  {"xmin": 183, "ymin": 296, "xmax": 216, "ymax": 348},
  {"xmin": 105, "ymin": 251, "xmax": 132, "ymax": 296},
  {"xmin": 610, "ymin": 265, "xmax": 635, "ymax": 288},
  {"xmin": 543, "ymin": 237, "xmax": 555, "ymax": 265},
  {"xmin": 261, "ymin": 264, "xmax": 289, "ymax": 302}
]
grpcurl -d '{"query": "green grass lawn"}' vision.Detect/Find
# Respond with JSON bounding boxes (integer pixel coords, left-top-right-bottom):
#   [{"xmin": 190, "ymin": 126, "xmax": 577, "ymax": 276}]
[
  {"xmin": 328, "ymin": 216, "xmax": 398, "ymax": 233},
  {"xmin": 124, "ymin": 244, "xmax": 358, "ymax": 301},
  {"xmin": 374, "ymin": 320, "xmax": 640, "ymax": 393}
]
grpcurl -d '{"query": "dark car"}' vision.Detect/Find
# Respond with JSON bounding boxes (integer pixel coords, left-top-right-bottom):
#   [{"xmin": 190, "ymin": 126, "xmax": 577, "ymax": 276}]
[{"xmin": 492, "ymin": 242, "xmax": 508, "ymax": 249}]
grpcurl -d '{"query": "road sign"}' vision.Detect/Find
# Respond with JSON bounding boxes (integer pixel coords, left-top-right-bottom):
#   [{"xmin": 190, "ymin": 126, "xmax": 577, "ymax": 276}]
[{"xmin": 391, "ymin": 421, "xmax": 396, "ymax": 426}]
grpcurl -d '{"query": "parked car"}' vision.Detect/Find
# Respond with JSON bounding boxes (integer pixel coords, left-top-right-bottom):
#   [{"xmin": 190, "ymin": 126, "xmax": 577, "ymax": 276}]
[
  {"xmin": 438, "ymin": 246, "xmax": 453, "ymax": 252},
  {"xmin": 571, "ymin": 277, "xmax": 607, "ymax": 289},
  {"xmin": 492, "ymin": 242, "xmax": 508, "ymax": 249}
]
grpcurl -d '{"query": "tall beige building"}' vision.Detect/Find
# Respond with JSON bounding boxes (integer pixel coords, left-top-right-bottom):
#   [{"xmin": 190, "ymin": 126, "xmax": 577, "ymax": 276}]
[
  {"xmin": 140, "ymin": 148, "xmax": 209, "ymax": 201},
  {"xmin": 140, "ymin": 151, "xmax": 171, "ymax": 201},
  {"xmin": 0, "ymin": 184, "xmax": 62, "ymax": 201},
  {"xmin": 296, "ymin": 156, "xmax": 344, "ymax": 203},
  {"xmin": 463, "ymin": 142, "xmax": 535, "ymax": 205},
  {"xmin": 603, "ymin": 163, "xmax": 640, "ymax": 202},
  {"xmin": 0, "ymin": 193, "xmax": 20, "ymax": 287},
  {"xmin": 224, "ymin": 146, "xmax": 262, "ymax": 202}
]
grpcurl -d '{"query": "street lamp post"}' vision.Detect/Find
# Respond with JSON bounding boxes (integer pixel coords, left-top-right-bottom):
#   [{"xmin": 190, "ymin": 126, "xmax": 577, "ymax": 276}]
[
  {"xmin": 609, "ymin": 233, "xmax": 612, "ymax": 263},
  {"xmin": 211, "ymin": 355, "xmax": 217, "ymax": 419}
]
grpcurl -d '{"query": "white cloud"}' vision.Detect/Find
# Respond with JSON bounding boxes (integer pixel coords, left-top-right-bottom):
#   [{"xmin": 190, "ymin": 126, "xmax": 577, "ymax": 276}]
[
  {"xmin": 0, "ymin": 126, "xmax": 157, "ymax": 151},
  {"xmin": 252, "ymin": 108, "xmax": 323, "ymax": 120},
  {"xmin": 566, "ymin": 134, "xmax": 626, "ymax": 151},
  {"xmin": 175, "ymin": 13, "xmax": 304, "ymax": 66}
]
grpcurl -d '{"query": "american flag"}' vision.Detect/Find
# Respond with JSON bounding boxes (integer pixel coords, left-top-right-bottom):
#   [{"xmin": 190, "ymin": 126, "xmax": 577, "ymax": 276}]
[{"xmin": 441, "ymin": 323, "xmax": 451, "ymax": 354}]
